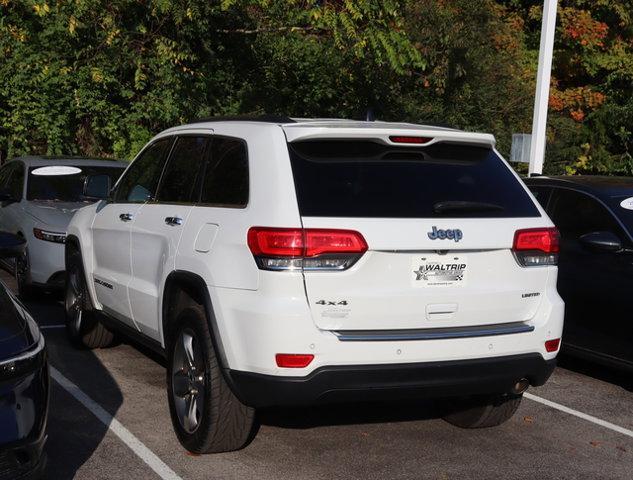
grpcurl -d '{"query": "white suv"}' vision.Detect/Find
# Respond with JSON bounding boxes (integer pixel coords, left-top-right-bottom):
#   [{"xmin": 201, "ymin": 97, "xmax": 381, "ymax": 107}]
[{"xmin": 65, "ymin": 117, "xmax": 564, "ymax": 453}]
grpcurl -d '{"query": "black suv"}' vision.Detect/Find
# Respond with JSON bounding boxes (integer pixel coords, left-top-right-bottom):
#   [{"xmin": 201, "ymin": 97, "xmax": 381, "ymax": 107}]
[{"xmin": 525, "ymin": 175, "xmax": 633, "ymax": 371}]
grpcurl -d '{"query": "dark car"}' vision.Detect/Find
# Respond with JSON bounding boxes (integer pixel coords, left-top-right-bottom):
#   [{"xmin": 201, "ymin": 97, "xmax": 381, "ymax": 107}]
[
  {"xmin": 0, "ymin": 232, "xmax": 48, "ymax": 479},
  {"xmin": 525, "ymin": 175, "xmax": 633, "ymax": 370}
]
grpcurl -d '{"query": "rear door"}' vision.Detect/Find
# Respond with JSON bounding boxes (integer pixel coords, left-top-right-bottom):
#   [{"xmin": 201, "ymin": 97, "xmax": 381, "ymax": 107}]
[
  {"xmin": 128, "ymin": 135, "xmax": 208, "ymax": 339},
  {"xmin": 287, "ymin": 136, "xmax": 552, "ymax": 331}
]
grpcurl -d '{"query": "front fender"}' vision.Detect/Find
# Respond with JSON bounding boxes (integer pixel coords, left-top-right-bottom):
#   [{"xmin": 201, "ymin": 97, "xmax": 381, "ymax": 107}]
[{"xmin": 66, "ymin": 202, "xmax": 101, "ymax": 310}]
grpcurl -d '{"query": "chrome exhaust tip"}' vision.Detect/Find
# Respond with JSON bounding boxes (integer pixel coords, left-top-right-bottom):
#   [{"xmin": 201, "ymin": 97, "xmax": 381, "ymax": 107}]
[{"xmin": 512, "ymin": 378, "xmax": 530, "ymax": 395}]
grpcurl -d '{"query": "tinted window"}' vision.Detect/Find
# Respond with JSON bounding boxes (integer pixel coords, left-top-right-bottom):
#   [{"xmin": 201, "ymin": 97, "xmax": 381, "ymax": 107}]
[
  {"xmin": 610, "ymin": 195, "xmax": 633, "ymax": 237},
  {"xmin": 156, "ymin": 136, "xmax": 208, "ymax": 204},
  {"xmin": 27, "ymin": 166, "xmax": 124, "ymax": 202},
  {"xmin": 6, "ymin": 163, "xmax": 24, "ymax": 199},
  {"xmin": 549, "ymin": 189, "xmax": 625, "ymax": 239},
  {"xmin": 528, "ymin": 186, "xmax": 552, "ymax": 209},
  {"xmin": 200, "ymin": 137, "xmax": 248, "ymax": 206},
  {"xmin": 288, "ymin": 141, "xmax": 540, "ymax": 218},
  {"xmin": 0, "ymin": 164, "xmax": 13, "ymax": 188},
  {"xmin": 115, "ymin": 138, "xmax": 173, "ymax": 203}
]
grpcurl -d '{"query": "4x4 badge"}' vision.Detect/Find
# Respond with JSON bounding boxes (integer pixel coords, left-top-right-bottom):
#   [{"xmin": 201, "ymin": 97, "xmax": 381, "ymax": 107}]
[{"xmin": 428, "ymin": 226, "xmax": 463, "ymax": 242}]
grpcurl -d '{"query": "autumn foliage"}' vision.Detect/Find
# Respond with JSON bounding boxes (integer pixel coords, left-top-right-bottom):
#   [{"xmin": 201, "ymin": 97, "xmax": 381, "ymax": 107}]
[{"xmin": 0, "ymin": 0, "xmax": 631, "ymax": 175}]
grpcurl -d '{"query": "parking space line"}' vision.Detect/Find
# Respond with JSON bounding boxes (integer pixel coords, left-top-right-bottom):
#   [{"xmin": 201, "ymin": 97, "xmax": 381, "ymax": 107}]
[
  {"xmin": 525, "ymin": 392, "xmax": 633, "ymax": 439},
  {"xmin": 50, "ymin": 367, "xmax": 183, "ymax": 480}
]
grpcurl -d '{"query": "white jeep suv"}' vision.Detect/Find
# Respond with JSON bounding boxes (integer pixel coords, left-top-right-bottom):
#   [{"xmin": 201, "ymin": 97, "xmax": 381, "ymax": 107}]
[{"xmin": 65, "ymin": 117, "xmax": 564, "ymax": 453}]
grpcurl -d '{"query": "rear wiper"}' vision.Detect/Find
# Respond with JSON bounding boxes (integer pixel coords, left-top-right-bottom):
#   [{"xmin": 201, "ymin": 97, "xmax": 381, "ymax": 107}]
[{"xmin": 433, "ymin": 201, "xmax": 504, "ymax": 214}]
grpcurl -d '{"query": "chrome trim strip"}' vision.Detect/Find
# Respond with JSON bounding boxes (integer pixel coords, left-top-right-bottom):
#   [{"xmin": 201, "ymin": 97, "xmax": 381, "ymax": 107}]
[
  {"xmin": 0, "ymin": 333, "xmax": 45, "ymax": 366},
  {"xmin": 333, "ymin": 322, "xmax": 534, "ymax": 342}
]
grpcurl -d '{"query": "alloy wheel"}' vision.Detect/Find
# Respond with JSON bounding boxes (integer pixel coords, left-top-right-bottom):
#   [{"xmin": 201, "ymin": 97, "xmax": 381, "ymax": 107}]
[
  {"xmin": 171, "ymin": 328, "xmax": 206, "ymax": 434},
  {"xmin": 65, "ymin": 268, "xmax": 83, "ymax": 333},
  {"xmin": 14, "ymin": 251, "xmax": 29, "ymax": 290}
]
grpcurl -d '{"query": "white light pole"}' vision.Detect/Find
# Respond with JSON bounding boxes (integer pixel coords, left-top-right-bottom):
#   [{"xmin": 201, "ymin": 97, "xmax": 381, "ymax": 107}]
[{"xmin": 528, "ymin": 0, "xmax": 558, "ymax": 176}]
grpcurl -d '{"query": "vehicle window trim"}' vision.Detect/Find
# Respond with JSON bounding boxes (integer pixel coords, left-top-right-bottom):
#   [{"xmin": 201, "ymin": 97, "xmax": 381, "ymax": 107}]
[
  {"xmin": 195, "ymin": 134, "xmax": 250, "ymax": 209},
  {"xmin": 548, "ymin": 185, "xmax": 633, "ymax": 245},
  {"xmin": 152, "ymin": 134, "xmax": 211, "ymax": 206},
  {"xmin": 110, "ymin": 136, "xmax": 176, "ymax": 205}
]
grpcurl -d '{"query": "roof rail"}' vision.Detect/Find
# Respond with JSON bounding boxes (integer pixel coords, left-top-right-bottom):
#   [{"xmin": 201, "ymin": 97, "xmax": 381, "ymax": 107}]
[{"xmin": 188, "ymin": 115, "xmax": 297, "ymax": 124}]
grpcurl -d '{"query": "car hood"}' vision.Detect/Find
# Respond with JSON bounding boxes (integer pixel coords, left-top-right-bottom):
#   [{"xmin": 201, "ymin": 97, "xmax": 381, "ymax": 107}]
[
  {"xmin": 0, "ymin": 283, "xmax": 39, "ymax": 361},
  {"xmin": 23, "ymin": 201, "xmax": 86, "ymax": 229}
]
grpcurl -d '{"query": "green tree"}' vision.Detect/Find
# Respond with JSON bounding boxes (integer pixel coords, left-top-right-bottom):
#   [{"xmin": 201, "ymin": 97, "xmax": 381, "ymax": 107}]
[{"xmin": 0, "ymin": 0, "xmax": 423, "ymax": 160}]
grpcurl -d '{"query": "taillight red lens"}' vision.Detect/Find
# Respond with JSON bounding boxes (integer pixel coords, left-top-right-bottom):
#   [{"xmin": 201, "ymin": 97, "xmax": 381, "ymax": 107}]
[
  {"xmin": 304, "ymin": 229, "xmax": 368, "ymax": 257},
  {"xmin": 275, "ymin": 353, "xmax": 314, "ymax": 368},
  {"xmin": 248, "ymin": 227, "xmax": 367, "ymax": 271},
  {"xmin": 545, "ymin": 338, "xmax": 561, "ymax": 352},
  {"xmin": 513, "ymin": 228, "xmax": 560, "ymax": 253},
  {"xmin": 389, "ymin": 135, "xmax": 432, "ymax": 144},
  {"xmin": 247, "ymin": 228, "xmax": 303, "ymax": 257}
]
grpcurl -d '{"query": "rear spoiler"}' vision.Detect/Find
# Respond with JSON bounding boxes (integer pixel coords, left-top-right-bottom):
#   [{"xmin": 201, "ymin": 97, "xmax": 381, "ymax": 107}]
[{"xmin": 282, "ymin": 125, "xmax": 496, "ymax": 149}]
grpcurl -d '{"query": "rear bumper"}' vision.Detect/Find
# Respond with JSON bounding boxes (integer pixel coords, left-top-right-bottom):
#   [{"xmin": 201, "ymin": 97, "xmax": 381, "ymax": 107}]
[{"xmin": 227, "ymin": 353, "xmax": 556, "ymax": 408}]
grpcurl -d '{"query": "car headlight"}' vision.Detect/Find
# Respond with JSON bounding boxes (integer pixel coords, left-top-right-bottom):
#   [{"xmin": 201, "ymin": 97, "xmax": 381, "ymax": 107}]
[
  {"xmin": 33, "ymin": 228, "xmax": 66, "ymax": 244},
  {"xmin": 0, "ymin": 335, "xmax": 46, "ymax": 381}
]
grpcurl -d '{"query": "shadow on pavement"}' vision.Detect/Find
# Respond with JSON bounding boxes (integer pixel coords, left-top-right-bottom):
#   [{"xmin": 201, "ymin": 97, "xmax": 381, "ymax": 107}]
[
  {"xmin": 23, "ymin": 293, "xmax": 124, "ymax": 480},
  {"xmin": 558, "ymin": 352, "xmax": 633, "ymax": 392},
  {"xmin": 258, "ymin": 399, "xmax": 443, "ymax": 430}
]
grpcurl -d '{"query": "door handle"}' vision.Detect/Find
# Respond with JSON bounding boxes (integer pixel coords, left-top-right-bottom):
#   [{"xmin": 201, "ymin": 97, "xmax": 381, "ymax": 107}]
[
  {"xmin": 165, "ymin": 216, "xmax": 183, "ymax": 226},
  {"xmin": 119, "ymin": 213, "xmax": 133, "ymax": 222}
]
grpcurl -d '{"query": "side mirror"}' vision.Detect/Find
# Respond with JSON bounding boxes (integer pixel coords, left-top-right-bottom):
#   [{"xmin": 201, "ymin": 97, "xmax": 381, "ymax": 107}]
[
  {"xmin": 579, "ymin": 231, "xmax": 622, "ymax": 253},
  {"xmin": 83, "ymin": 174, "xmax": 111, "ymax": 200},
  {"xmin": 0, "ymin": 188, "xmax": 18, "ymax": 204},
  {"xmin": 0, "ymin": 232, "xmax": 26, "ymax": 259}
]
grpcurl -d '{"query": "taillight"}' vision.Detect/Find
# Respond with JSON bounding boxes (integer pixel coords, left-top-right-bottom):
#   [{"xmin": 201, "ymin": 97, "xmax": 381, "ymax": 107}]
[
  {"xmin": 389, "ymin": 136, "xmax": 432, "ymax": 144},
  {"xmin": 512, "ymin": 228, "xmax": 560, "ymax": 267},
  {"xmin": 247, "ymin": 227, "xmax": 368, "ymax": 271}
]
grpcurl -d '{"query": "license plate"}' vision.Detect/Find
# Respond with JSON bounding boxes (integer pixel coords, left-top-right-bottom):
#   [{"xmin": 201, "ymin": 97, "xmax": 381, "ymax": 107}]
[{"xmin": 411, "ymin": 254, "xmax": 468, "ymax": 287}]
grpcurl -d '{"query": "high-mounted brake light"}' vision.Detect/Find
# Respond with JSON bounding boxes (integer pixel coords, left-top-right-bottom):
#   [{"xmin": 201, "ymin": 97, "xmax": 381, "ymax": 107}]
[
  {"xmin": 512, "ymin": 227, "xmax": 560, "ymax": 267},
  {"xmin": 247, "ymin": 227, "xmax": 368, "ymax": 271},
  {"xmin": 389, "ymin": 136, "xmax": 433, "ymax": 144}
]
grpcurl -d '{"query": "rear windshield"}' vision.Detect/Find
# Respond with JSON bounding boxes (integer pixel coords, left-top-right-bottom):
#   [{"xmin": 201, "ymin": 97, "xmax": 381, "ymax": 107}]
[
  {"xmin": 288, "ymin": 140, "xmax": 540, "ymax": 218},
  {"xmin": 27, "ymin": 166, "xmax": 124, "ymax": 202}
]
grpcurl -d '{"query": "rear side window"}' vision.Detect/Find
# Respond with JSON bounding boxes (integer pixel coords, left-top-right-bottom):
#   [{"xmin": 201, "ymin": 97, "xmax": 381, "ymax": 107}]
[
  {"xmin": 4, "ymin": 162, "xmax": 24, "ymax": 199},
  {"xmin": 528, "ymin": 186, "xmax": 552, "ymax": 210},
  {"xmin": 288, "ymin": 140, "xmax": 540, "ymax": 218},
  {"xmin": 156, "ymin": 136, "xmax": 208, "ymax": 204},
  {"xmin": 549, "ymin": 189, "xmax": 625, "ymax": 240},
  {"xmin": 200, "ymin": 137, "xmax": 248, "ymax": 207}
]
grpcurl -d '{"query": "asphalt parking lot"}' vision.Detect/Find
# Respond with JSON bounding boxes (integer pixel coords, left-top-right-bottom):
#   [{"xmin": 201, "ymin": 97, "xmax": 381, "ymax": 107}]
[{"xmin": 4, "ymin": 271, "xmax": 632, "ymax": 480}]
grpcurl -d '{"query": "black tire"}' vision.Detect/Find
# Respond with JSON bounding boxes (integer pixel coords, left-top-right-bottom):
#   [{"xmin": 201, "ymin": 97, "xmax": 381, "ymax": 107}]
[
  {"xmin": 14, "ymin": 246, "xmax": 34, "ymax": 301},
  {"xmin": 167, "ymin": 305, "xmax": 255, "ymax": 453},
  {"xmin": 442, "ymin": 393, "xmax": 522, "ymax": 429},
  {"xmin": 64, "ymin": 247, "xmax": 114, "ymax": 349}
]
